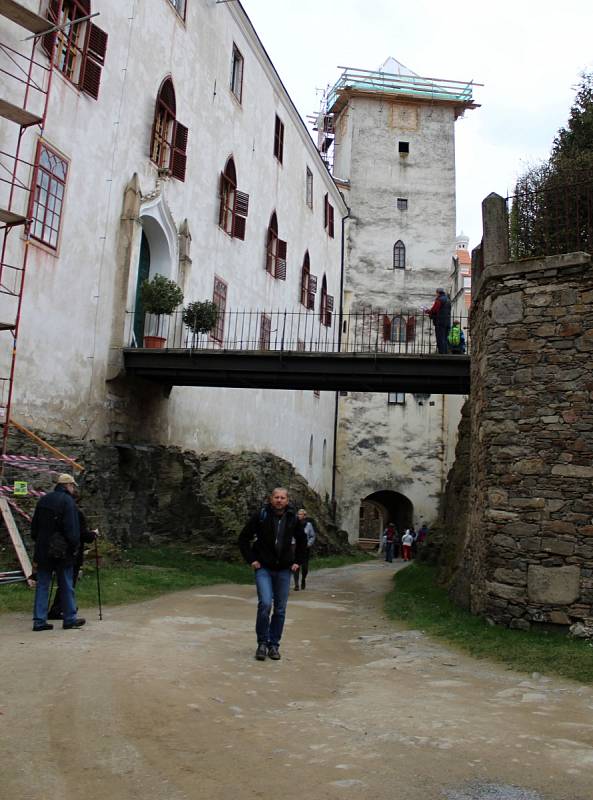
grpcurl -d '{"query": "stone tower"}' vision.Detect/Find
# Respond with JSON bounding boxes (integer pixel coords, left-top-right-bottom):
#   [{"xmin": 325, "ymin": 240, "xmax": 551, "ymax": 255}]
[{"xmin": 323, "ymin": 57, "xmax": 477, "ymax": 539}]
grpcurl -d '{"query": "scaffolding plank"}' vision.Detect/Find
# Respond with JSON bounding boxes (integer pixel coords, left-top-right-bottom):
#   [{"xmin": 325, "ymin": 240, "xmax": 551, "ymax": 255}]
[
  {"xmin": 0, "ymin": 0, "xmax": 53, "ymax": 34},
  {"xmin": 0, "ymin": 208, "xmax": 27, "ymax": 226},
  {"xmin": 0, "ymin": 496, "xmax": 32, "ymax": 579},
  {"xmin": 0, "ymin": 98, "xmax": 42, "ymax": 127}
]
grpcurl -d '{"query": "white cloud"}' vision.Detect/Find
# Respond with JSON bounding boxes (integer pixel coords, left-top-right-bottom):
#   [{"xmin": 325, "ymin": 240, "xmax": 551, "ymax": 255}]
[{"xmin": 240, "ymin": 0, "xmax": 593, "ymax": 248}]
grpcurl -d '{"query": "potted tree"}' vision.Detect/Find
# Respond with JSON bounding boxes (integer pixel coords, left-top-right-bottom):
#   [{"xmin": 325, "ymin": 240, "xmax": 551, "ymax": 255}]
[
  {"xmin": 140, "ymin": 273, "xmax": 184, "ymax": 348},
  {"xmin": 182, "ymin": 300, "xmax": 219, "ymax": 346}
]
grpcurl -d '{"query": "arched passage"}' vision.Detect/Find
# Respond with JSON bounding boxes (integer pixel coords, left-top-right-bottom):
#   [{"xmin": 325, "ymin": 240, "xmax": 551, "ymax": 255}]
[{"xmin": 359, "ymin": 490, "xmax": 414, "ymax": 539}]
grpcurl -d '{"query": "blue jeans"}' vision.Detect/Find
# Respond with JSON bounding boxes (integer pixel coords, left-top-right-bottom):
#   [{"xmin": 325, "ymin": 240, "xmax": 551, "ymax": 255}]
[
  {"xmin": 33, "ymin": 564, "xmax": 77, "ymax": 626},
  {"xmin": 254, "ymin": 567, "xmax": 291, "ymax": 647}
]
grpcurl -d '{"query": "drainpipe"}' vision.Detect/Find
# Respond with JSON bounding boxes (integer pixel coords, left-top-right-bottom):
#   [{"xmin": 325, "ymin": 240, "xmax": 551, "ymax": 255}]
[{"xmin": 331, "ymin": 204, "xmax": 351, "ymax": 521}]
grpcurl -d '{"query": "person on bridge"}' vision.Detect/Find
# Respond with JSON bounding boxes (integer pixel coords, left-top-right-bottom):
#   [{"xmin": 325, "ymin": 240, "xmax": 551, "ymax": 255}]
[
  {"xmin": 447, "ymin": 320, "xmax": 466, "ymax": 354},
  {"xmin": 239, "ymin": 487, "xmax": 306, "ymax": 661},
  {"xmin": 294, "ymin": 508, "xmax": 316, "ymax": 590},
  {"xmin": 425, "ymin": 288, "xmax": 451, "ymax": 354}
]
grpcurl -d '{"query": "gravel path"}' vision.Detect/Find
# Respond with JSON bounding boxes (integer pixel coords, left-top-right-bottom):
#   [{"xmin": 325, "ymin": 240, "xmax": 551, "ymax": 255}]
[{"xmin": 1, "ymin": 561, "xmax": 591, "ymax": 799}]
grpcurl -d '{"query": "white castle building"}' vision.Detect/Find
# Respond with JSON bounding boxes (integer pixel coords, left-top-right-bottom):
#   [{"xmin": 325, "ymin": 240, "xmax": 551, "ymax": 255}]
[{"xmin": 0, "ymin": 3, "xmax": 476, "ymax": 539}]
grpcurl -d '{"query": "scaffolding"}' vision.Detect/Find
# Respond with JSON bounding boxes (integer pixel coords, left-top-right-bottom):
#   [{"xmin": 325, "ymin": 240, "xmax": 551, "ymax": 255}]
[{"xmin": 0, "ymin": 1, "xmax": 86, "ymax": 584}]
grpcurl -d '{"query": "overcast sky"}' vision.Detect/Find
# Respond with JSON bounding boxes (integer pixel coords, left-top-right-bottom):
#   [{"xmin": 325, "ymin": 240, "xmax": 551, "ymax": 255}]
[{"xmin": 240, "ymin": 0, "xmax": 593, "ymax": 250}]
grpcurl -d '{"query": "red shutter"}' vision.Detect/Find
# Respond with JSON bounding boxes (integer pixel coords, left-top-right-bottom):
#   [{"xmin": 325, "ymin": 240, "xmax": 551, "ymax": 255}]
[
  {"xmin": 233, "ymin": 189, "xmax": 249, "ymax": 239},
  {"xmin": 80, "ymin": 24, "xmax": 108, "ymax": 100},
  {"xmin": 325, "ymin": 294, "xmax": 334, "ymax": 326},
  {"xmin": 275, "ymin": 239, "xmax": 287, "ymax": 280},
  {"xmin": 406, "ymin": 316, "xmax": 416, "ymax": 342},
  {"xmin": 308, "ymin": 274, "xmax": 318, "ymax": 294},
  {"xmin": 41, "ymin": 0, "xmax": 59, "ymax": 58},
  {"xmin": 323, "ymin": 194, "xmax": 328, "ymax": 229},
  {"xmin": 328, "ymin": 204, "xmax": 335, "ymax": 238},
  {"xmin": 218, "ymin": 172, "xmax": 227, "ymax": 227},
  {"xmin": 171, "ymin": 121, "xmax": 188, "ymax": 181},
  {"xmin": 382, "ymin": 314, "xmax": 392, "ymax": 342},
  {"xmin": 307, "ymin": 291, "xmax": 315, "ymax": 310}
]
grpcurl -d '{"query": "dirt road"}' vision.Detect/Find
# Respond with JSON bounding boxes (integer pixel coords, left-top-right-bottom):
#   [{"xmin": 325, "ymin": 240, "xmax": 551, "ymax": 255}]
[{"xmin": 2, "ymin": 561, "xmax": 592, "ymax": 800}]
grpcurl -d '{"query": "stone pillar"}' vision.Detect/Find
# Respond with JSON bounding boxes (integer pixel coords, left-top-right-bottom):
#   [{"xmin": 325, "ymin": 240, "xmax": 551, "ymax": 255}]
[
  {"xmin": 466, "ymin": 249, "xmax": 593, "ymax": 629},
  {"xmin": 482, "ymin": 192, "xmax": 509, "ymax": 268}
]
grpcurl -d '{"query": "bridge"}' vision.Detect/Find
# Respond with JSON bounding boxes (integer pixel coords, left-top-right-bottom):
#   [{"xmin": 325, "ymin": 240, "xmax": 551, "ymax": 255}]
[{"xmin": 122, "ymin": 309, "xmax": 471, "ymax": 395}]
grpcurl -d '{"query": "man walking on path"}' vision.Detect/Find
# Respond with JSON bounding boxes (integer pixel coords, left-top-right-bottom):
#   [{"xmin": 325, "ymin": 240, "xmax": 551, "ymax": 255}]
[
  {"xmin": 383, "ymin": 522, "xmax": 396, "ymax": 563},
  {"xmin": 30, "ymin": 474, "xmax": 86, "ymax": 632},
  {"xmin": 294, "ymin": 508, "xmax": 316, "ymax": 591},
  {"xmin": 239, "ymin": 487, "xmax": 306, "ymax": 661}
]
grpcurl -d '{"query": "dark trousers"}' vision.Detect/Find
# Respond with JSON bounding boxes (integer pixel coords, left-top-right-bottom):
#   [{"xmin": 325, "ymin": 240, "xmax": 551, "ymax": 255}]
[
  {"xmin": 294, "ymin": 549, "xmax": 310, "ymax": 587},
  {"xmin": 435, "ymin": 324, "xmax": 450, "ymax": 354}
]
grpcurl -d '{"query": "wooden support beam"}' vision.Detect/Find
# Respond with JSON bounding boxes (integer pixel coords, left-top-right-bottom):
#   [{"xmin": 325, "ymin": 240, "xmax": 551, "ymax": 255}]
[{"xmin": 0, "ymin": 496, "xmax": 32, "ymax": 579}]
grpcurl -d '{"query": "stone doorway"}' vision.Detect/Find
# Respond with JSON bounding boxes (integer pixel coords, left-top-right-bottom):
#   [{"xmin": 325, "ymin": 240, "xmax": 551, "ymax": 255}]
[{"xmin": 359, "ymin": 490, "xmax": 414, "ymax": 539}]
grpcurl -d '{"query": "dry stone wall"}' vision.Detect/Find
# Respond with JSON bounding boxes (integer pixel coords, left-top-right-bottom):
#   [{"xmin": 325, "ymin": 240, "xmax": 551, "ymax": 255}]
[{"xmin": 465, "ymin": 251, "xmax": 593, "ymax": 629}]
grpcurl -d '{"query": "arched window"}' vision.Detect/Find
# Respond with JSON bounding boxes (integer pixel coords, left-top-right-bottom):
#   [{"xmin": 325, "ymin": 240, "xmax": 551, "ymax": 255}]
[
  {"xmin": 218, "ymin": 158, "xmax": 249, "ymax": 240},
  {"xmin": 393, "ymin": 240, "xmax": 406, "ymax": 269},
  {"xmin": 265, "ymin": 213, "xmax": 287, "ymax": 280},
  {"xmin": 42, "ymin": 1, "xmax": 108, "ymax": 99},
  {"xmin": 150, "ymin": 77, "xmax": 188, "ymax": 181},
  {"xmin": 322, "ymin": 439, "xmax": 327, "ymax": 467},
  {"xmin": 319, "ymin": 275, "xmax": 334, "ymax": 327},
  {"xmin": 300, "ymin": 252, "xmax": 317, "ymax": 308},
  {"xmin": 309, "ymin": 435, "xmax": 314, "ymax": 466}
]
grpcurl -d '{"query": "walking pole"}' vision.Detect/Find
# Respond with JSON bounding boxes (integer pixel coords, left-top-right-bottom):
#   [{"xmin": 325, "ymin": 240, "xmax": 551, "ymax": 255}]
[{"xmin": 93, "ymin": 534, "xmax": 103, "ymax": 621}]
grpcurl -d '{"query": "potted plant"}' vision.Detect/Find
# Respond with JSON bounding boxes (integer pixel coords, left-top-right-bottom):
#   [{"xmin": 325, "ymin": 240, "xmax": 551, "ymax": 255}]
[
  {"xmin": 140, "ymin": 273, "xmax": 184, "ymax": 348},
  {"xmin": 182, "ymin": 300, "xmax": 219, "ymax": 346}
]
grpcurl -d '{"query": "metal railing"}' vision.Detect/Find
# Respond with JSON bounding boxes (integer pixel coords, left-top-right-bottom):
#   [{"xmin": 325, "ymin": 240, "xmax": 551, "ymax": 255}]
[
  {"xmin": 507, "ymin": 175, "xmax": 593, "ymax": 260},
  {"xmin": 124, "ymin": 309, "xmax": 471, "ymax": 355}
]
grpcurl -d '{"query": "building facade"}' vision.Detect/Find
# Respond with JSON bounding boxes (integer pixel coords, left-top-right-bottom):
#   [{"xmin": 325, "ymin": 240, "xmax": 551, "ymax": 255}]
[
  {"xmin": 0, "ymin": 0, "xmax": 345, "ymax": 496},
  {"xmin": 323, "ymin": 58, "xmax": 476, "ymax": 538}
]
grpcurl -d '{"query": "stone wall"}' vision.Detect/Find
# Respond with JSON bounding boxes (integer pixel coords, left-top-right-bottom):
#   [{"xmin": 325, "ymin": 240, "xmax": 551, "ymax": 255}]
[
  {"xmin": 0, "ymin": 429, "xmax": 350, "ymax": 567},
  {"xmin": 465, "ymin": 243, "xmax": 593, "ymax": 629}
]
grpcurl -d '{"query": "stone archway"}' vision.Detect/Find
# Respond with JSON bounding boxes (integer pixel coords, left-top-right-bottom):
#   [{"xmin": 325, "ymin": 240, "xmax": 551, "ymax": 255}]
[{"xmin": 359, "ymin": 490, "xmax": 414, "ymax": 539}]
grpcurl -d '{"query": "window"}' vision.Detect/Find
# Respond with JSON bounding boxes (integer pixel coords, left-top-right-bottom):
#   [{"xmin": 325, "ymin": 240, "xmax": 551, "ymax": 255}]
[
  {"xmin": 393, "ymin": 240, "xmax": 406, "ymax": 269},
  {"xmin": 388, "ymin": 393, "xmax": 406, "ymax": 405},
  {"xmin": 324, "ymin": 193, "xmax": 335, "ymax": 238},
  {"xmin": 398, "ymin": 141, "xmax": 409, "ymax": 154},
  {"xmin": 218, "ymin": 157, "xmax": 249, "ymax": 239},
  {"xmin": 306, "ymin": 167, "xmax": 313, "ymax": 209},
  {"xmin": 29, "ymin": 141, "xmax": 68, "ymax": 249},
  {"xmin": 150, "ymin": 77, "xmax": 189, "ymax": 181},
  {"xmin": 168, "ymin": 0, "xmax": 186, "ymax": 19},
  {"xmin": 319, "ymin": 275, "xmax": 334, "ymax": 327},
  {"xmin": 211, "ymin": 277, "xmax": 227, "ymax": 343},
  {"xmin": 300, "ymin": 252, "xmax": 317, "ymax": 309},
  {"xmin": 322, "ymin": 439, "xmax": 327, "ymax": 467},
  {"xmin": 265, "ymin": 213, "xmax": 287, "ymax": 280},
  {"xmin": 42, "ymin": 1, "xmax": 108, "ymax": 100},
  {"xmin": 259, "ymin": 315, "xmax": 271, "ymax": 350},
  {"xmin": 274, "ymin": 115, "xmax": 284, "ymax": 163},
  {"xmin": 308, "ymin": 435, "xmax": 313, "ymax": 466},
  {"xmin": 230, "ymin": 44, "xmax": 243, "ymax": 102},
  {"xmin": 382, "ymin": 314, "xmax": 416, "ymax": 345},
  {"xmin": 397, "ymin": 198, "xmax": 408, "ymax": 211}
]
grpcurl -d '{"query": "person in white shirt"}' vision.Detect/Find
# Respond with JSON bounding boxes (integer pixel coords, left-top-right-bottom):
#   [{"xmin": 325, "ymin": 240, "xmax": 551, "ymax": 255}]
[{"xmin": 401, "ymin": 529, "xmax": 414, "ymax": 562}]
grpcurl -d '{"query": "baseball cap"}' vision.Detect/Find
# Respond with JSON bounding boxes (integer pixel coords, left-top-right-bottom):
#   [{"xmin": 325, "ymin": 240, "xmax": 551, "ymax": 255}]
[{"xmin": 57, "ymin": 473, "xmax": 78, "ymax": 486}]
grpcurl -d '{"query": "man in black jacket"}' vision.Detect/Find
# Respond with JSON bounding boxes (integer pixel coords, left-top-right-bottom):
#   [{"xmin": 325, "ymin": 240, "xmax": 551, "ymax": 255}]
[
  {"xmin": 31, "ymin": 473, "xmax": 85, "ymax": 632},
  {"xmin": 238, "ymin": 487, "xmax": 306, "ymax": 661}
]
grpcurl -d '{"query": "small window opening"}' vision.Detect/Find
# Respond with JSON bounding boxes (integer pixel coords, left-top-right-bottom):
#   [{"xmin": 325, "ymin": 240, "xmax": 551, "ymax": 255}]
[
  {"xmin": 399, "ymin": 141, "xmax": 409, "ymax": 154},
  {"xmin": 397, "ymin": 198, "xmax": 408, "ymax": 211}
]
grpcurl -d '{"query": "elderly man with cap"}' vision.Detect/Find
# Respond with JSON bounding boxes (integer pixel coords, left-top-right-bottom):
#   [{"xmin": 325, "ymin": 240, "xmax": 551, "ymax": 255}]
[
  {"xmin": 425, "ymin": 288, "xmax": 452, "ymax": 354},
  {"xmin": 31, "ymin": 473, "xmax": 85, "ymax": 632}
]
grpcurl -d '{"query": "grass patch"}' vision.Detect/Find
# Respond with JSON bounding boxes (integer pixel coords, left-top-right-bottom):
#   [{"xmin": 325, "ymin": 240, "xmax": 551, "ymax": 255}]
[
  {"xmin": 0, "ymin": 546, "xmax": 371, "ymax": 615},
  {"xmin": 385, "ymin": 562, "xmax": 593, "ymax": 684}
]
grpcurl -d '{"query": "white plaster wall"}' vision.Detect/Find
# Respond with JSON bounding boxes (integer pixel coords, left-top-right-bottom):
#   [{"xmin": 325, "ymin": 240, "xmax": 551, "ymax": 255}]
[
  {"xmin": 334, "ymin": 94, "xmax": 458, "ymax": 537},
  {"xmin": 0, "ymin": 0, "xmax": 345, "ymax": 494}
]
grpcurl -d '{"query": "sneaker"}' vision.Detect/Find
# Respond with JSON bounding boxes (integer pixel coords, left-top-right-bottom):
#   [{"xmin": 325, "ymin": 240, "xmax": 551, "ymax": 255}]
[
  {"xmin": 267, "ymin": 645, "xmax": 281, "ymax": 660},
  {"xmin": 63, "ymin": 618, "xmax": 86, "ymax": 630},
  {"xmin": 255, "ymin": 643, "xmax": 268, "ymax": 661},
  {"xmin": 32, "ymin": 623, "xmax": 53, "ymax": 632}
]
